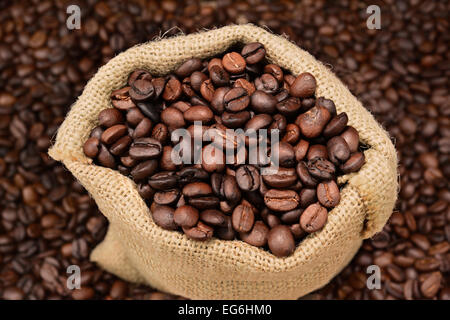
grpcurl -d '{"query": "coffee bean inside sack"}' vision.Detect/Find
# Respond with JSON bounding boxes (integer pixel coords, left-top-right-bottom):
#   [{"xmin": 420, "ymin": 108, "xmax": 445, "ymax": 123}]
[{"xmin": 83, "ymin": 43, "xmax": 366, "ymax": 257}]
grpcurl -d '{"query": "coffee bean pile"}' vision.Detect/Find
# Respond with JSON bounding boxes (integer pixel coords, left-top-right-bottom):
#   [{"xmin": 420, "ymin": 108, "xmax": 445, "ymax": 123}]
[
  {"xmin": 83, "ymin": 43, "xmax": 365, "ymax": 257},
  {"xmin": 1, "ymin": 0, "xmax": 448, "ymax": 299}
]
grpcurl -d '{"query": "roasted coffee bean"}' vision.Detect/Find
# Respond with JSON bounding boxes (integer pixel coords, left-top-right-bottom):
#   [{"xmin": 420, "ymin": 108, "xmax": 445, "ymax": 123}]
[
  {"xmin": 162, "ymin": 78, "xmax": 182, "ymax": 102},
  {"xmin": 316, "ymin": 97, "xmax": 336, "ymax": 116},
  {"xmin": 221, "ymin": 111, "xmax": 251, "ymax": 128},
  {"xmin": 182, "ymin": 222, "xmax": 214, "ymax": 241},
  {"xmin": 290, "ymin": 72, "xmax": 316, "ymax": 98},
  {"xmin": 306, "ymin": 144, "xmax": 328, "ymax": 160},
  {"xmin": 223, "ymin": 87, "xmax": 250, "ymax": 112},
  {"xmin": 222, "ymin": 52, "xmax": 246, "ymax": 74},
  {"xmin": 136, "ymin": 102, "xmax": 160, "ymax": 123},
  {"xmin": 306, "ymin": 157, "xmax": 336, "ymax": 180},
  {"xmin": 126, "ymin": 107, "xmax": 145, "ymax": 127},
  {"xmin": 220, "ymin": 175, "xmax": 242, "ymax": 204},
  {"xmin": 152, "ymin": 77, "xmax": 167, "ymax": 99},
  {"xmin": 235, "ymin": 165, "xmax": 260, "ymax": 191},
  {"xmin": 129, "ymin": 138, "xmax": 162, "ymax": 160},
  {"xmin": 273, "ymin": 142, "xmax": 296, "ymax": 168},
  {"xmin": 264, "ymin": 64, "xmax": 284, "ymax": 83},
  {"xmin": 300, "ymin": 203, "xmax": 328, "ymax": 233},
  {"xmin": 234, "ymin": 78, "xmax": 256, "ymax": 96},
  {"xmin": 269, "ymin": 114, "xmax": 287, "ymax": 134},
  {"xmin": 299, "ymin": 188, "xmax": 317, "ymax": 208},
  {"xmin": 101, "ymin": 124, "xmax": 127, "ymax": 144},
  {"xmin": 130, "ymin": 159, "xmax": 158, "ymax": 181},
  {"xmin": 151, "ymin": 123, "xmax": 169, "ymax": 144},
  {"xmin": 83, "ymin": 137, "xmax": 100, "ymax": 158},
  {"xmin": 240, "ymin": 221, "xmax": 269, "ymax": 247},
  {"xmin": 201, "ymin": 144, "xmax": 226, "ymax": 172},
  {"xmin": 232, "ymin": 202, "xmax": 255, "ymax": 233},
  {"xmin": 200, "ymin": 209, "xmax": 227, "ymax": 227},
  {"xmin": 327, "ymin": 136, "xmax": 351, "ymax": 165},
  {"xmin": 255, "ymin": 73, "xmax": 279, "ymax": 94},
  {"xmin": 294, "ymin": 139, "xmax": 310, "ymax": 161},
  {"xmin": 129, "ymin": 72, "xmax": 154, "ymax": 101},
  {"xmin": 109, "ymin": 135, "xmax": 132, "ymax": 156},
  {"xmin": 295, "ymin": 105, "xmax": 331, "ymax": 138},
  {"xmin": 280, "ymin": 208, "xmax": 304, "ymax": 224},
  {"xmin": 184, "ymin": 105, "xmax": 214, "ymax": 123},
  {"xmin": 250, "ymin": 90, "xmax": 277, "ymax": 114},
  {"xmin": 267, "ymin": 225, "xmax": 295, "ymax": 257},
  {"xmin": 190, "ymin": 71, "xmax": 208, "ymax": 91},
  {"xmin": 215, "ymin": 216, "xmax": 236, "ymax": 240},
  {"xmin": 209, "ymin": 66, "xmax": 230, "ymax": 87},
  {"xmin": 276, "ymin": 97, "xmax": 301, "ymax": 116},
  {"xmin": 245, "ymin": 114, "xmax": 272, "ymax": 131},
  {"xmin": 97, "ymin": 144, "xmax": 116, "ymax": 168},
  {"xmin": 111, "ymin": 87, "xmax": 135, "ymax": 110},
  {"xmin": 282, "ymin": 124, "xmax": 301, "ymax": 145},
  {"xmin": 296, "ymin": 162, "xmax": 318, "ymax": 187},
  {"xmin": 323, "ymin": 113, "xmax": 348, "ymax": 137},
  {"xmin": 175, "ymin": 58, "xmax": 203, "ymax": 78},
  {"xmin": 152, "ymin": 205, "xmax": 178, "ymax": 230},
  {"xmin": 98, "ymin": 108, "xmax": 124, "ymax": 128},
  {"xmin": 317, "ymin": 180, "xmax": 340, "ymax": 208},
  {"xmin": 340, "ymin": 126, "xmax": 360, "ymax": 153},
  {"xmin": 262, "ymin": 167, "xmax": 297, "ymax": 188},
  {"xmin": 154, "ymin": 189, "xmax": 180, "ymax": 206},
  {"xmin": 241, "ymin": 42, "xmax": 266, "ymax": 64},
  {"xmin": 264, "ymin": 189, "xmax": 300, "ymax": 212},
  {"xmin": 210, "ymin": 87, "xmax": 230, "ymax": 114},
  {"xmin": 177, "ymin": 167, "xmax": 209, "ymax": 185},
  {"xmin": 200, "ymin": 79, "xmax": 215, "ymax": 102},
  {"xmin": 341, "ymin": 152, "xmax": 365, "ymax": 173},
  {"xmin": 174, "ymin": 205, "xmax": 199, "ymax": 228},
  {"xmin": 133, "ymin": 118, "xmax": 152, "ymax": 139},
  {"xmin": 148, "ymin": 172, "xmax": 178, "ymax": 190}
]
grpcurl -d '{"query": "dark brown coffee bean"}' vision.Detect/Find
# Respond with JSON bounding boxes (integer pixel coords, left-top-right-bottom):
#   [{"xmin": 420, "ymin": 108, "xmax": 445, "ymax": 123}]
[
  {"xmin": 250, "ymin": 90, "xmax": 277, "ymax": 114},
  {"xmin": 245, "ymin": 114, "xmax": 272, "ymax": 131},
  {"xmin": 100, "ymin": 124, "xmax": 127, "ymax": 144},
  {"xmin": 133, "ymin": 118, "xmax": 152, "ymax": 139},
  {"xmin": 340, "ymin": 152, "xmax": 365, "ymax": 173},
  {"xmin": 129, "ymin": 137, "xmax": 162, "ymax": 160},
  {"xmin": 232, "ymin": 202, "xmax": 255, "ymax": 233},
  {"xmin": 235, "ymin": 165, "xmax": 260, "ymax": 191},
  {"xmin": 420, "ymin": 271, "xmax": 442, "ymax": 298},
  {"xmin": 152, "ymin": 77, "xmax": 167, "ymax": 99},
  {"xmin": 199, "ymin": 209, "xmax": 227, "ymax": 227},
  {"xmin": 264, "ymin": 189, "xmax": 300, "ymax": 212},
  {"xmin": 282, "ymin": 123, "xmax": 301, "ymax": 145},
  {"xmin": 210, "ymin": 87, "xmax": 230, "ymax": 114},
  {"xmin": 223, "ymin": 87, "xmax": 250, "ymax": 112},
  {"xmin": 299, "ymin": 188, "xmax": 317, "ymax": 208},
  {"xmin": 262, "ymin": 167, "xmax": 297, "ymax": 188},
  {"xmin": 241, "ymin": 42, "xmax": 265, "ymax": 64},
  {"xmin": 294, "ymin": 139, "xmax": 309, "ymax": 161},
  {"xmin": 295, "ymin": 105, "xmax": 331, "ymax": 138},
  {"xmin": 151, "ymin": 123, "xmax": 169, "ymax": 144},
  {"xmin": 307, "ymin": 157, "xmax": 336, "ymax": 180},
  {"xmin": 267, "ymin": 225, "xmax": 295, "ymax": 257},
  {"xmin": 190, "ymin": 71, "xmax": 208, "ymax": 91},
  {"xmin": 177, "ymin": 167, "xmax": 209, "ymax": 185},
  {"xmin": 316, "ymin": 97, "xmax": 336, "ymax": 116},
  {"xmin": 269, "ymin": 114, "xmax": 287, "ymax": 134},
  {"xmin": 273, "ymin": 142, "xmax": 296, "ymax": 168},
  {"xmin": 234, "ymin": 78, "xmax": 256, "ymax": 95},
  {"xmin": 97, "ymin": 144, "xmax": 116, "ymax": 168},
  {"xmin": 296, "ymin": 162, "xmax": 318, "ymax": 188},
  {"xmin": 109, "ymin": 135, "xmax": 132, "ymax": 156},
  {"xmin": 264, "ymin": 64, "xmax": 284, "ymax": 83},
  {"xmin": 136, "ymin": 102, "xmax": 160, "ymax": 123},
  {"xmin": 111, "ymin": 87, "xmax": 135, "ymax": 110},
  {"xmin": 184, "ymin": 105, "xmax": 214, "ymax": 123},
  {"xmin": 215, "ymin": 216, "xmax": 236, "ymax": 240},
  {"xmin": 129, "ymin": 72, "xmax": 154, "ymax": 101},
  {"xmin": 280, "ymin": 208, "xmax": 304, "ymax": 224},
  {"xmin": 209, "ymin": 65, "xmax": 230, "ymax": 87},
  {"xmin": 175, "ymin": 58, "xmax": 203, "ymax": 78},
  {"xmin": 221, "ymin": 111, "xmax": 251, "ymax": 129},
  {"xmin": 323, "ymin": 113, "xmax": 348, "ymax": 137},
  {"xmin": 154, "ymin": 189, "xmax": 180, "ymax": 206},
  {"xmin": 174, "ymin": 205, "xmax": 199, "ymax": 228},
  {"xmin": 290, "ymin": 72, "xmax": 316, "ymax": 98},
  {"xmin": 83, "ymin": 137, "xmax": 100, "ymax": 158},
  {"xmin": 306, "ymin": 144, "xmax": 328, "ymax": 160},
  {"xmin": 222, "ymin": 52, "xmax": 246, "ymax": 74},
  {"xmin": 276, "ymin": 97, "xmax": 301, "ymax": 116},
  {"xmin": 130, "ymin": 159, "xmax": 158, "ymax": 181},
  {"xmin": 221, "ymin": 175, "xmax": 241, "ymax": 204},
  {"xmin": 290, "ymin": 224, "xmax": 306, "ymax": 240},
  {"xmin": 327, "ymin": 136, "xmax": 351, "ymax": 165},
  {"xmin": 148, "ymin": 171, "xmax": 178, "ymax": 190},
  {"xmin": 126, "ymin": 107, "xmax": 145, "ymax": 127},
  {"xmin": 317, "ymin": 180, "xmax": 340, "ymax": 208},
  {"xmin": 255, "ymin": 73, "xmax": 279, "ymax": 94},
  {"xmin": 98, "ymin": 108, "xmax": 124, "ymax": 127},
  {"xmin": 200, "ymin": 79, "xmax": 215, "ymax": 102},
  {"xmin": 182, "ymin": 221, "xmax": 214, "ymax": 241},
  {"xmin": 151, "ymin": 205, "xmax": 178, "ymax": 230},
  {"xmin": 162, "ymin": 78, "xmax": 182, "ymax": 102},
  {"xmin": 340, "ymin": 126, "xmax": 360, "ymax": 153},
  {"xmin": 240, "ymin": 221, "xmax": 269, "ymax": 247},
  {"xmin": 182, "ymin": 182, "xmax": 212, "ymax": 198},
  {"xmin": 300, "ymin": 203, "xmax": 328, "ymax": 233}
]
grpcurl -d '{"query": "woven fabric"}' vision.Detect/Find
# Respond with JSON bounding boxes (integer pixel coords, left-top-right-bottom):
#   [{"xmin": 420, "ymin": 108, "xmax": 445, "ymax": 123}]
[{"xmin": 48, "ymin": 25, "xmax": 398, "ymax": 300}]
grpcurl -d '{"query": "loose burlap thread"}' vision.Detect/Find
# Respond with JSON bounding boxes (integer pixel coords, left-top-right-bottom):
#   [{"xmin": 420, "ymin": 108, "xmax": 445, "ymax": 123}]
[{"xmin": 48, "ymin": 25, "xmax": 398, "ymax": 300}]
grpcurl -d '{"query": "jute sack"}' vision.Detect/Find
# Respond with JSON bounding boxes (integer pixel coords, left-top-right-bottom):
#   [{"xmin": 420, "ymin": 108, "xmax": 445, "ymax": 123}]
[{"xmin": 48, "ymin": 25, "xmax": 398, "ymax": 300}]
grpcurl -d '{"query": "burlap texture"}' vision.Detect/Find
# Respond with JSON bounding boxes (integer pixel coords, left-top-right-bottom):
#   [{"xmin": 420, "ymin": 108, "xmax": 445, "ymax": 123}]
[{"xmin": 48, "ymin": 25, "xmax": 398, "ymax": 300}]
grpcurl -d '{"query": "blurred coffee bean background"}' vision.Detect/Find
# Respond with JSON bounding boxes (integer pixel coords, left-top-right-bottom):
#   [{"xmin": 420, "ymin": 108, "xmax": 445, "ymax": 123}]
[{"xmin": 0, "ymin": 0, "xmax": 448, "ymax": 300}]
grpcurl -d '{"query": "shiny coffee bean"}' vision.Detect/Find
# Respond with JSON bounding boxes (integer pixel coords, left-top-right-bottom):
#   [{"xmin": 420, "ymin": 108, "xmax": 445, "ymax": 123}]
[
  {"xmin": 264, "ymin": 189, "xmax": 300, "ymax": 212},
  {"xmin": 300, "ymin": 203, "xmax": 328, "ymax": 233},
  {"xmin": 175, "ymin": 58, "xmax": 203, "ymax": 78},
  {"xmin": 290, "ymin": 72, "xmax": 316, "ymax": 98},
  {"xmin": 98, "ymin": 108, "xmax": 124, "ymax": 127},
  {"xmin": 323, "ymin": 112, "xmax": 348, "ymax": 137},
  {"xmin": 182, "ymin": 221, "xmax": 214, "ymax": 241},
  {"xmin": 241, "ymin": 42, "xmax": 266, "ymax": 64},
  {"xmin": 222, "ymin": 52, "xmax": 246, "ymax": 74},
  {"xmin": 306, "ymin": 157, "xmax": 336, "ymax": 180},
  {"xmin": 174, "ymin": 205, "xmax": 199, "ymax": 228},
  {"xmin": 295, "ymin": 105, "xmax": 331, "ymax": 138},
  {"xmin": 151, "ymin": 205, "xmax": 178, "ymax": 230},
  {"xmin": 327, "ymin": 136, "xmax": 351, "ymax": 165},
  {"xmin": 240, "ymin": 221, "xmax": 269, "ymax": 247},
  {"xmin": 317, "ymin": 180, "xmax": 340, "ymax": 208},
  {"xmin": 250, "ymin": 90, "xmax": 277, "ymax": 114},
  {"xmin": 129, "ymin": 138, "xmax": 162, "ymax": 160},
  {"xmin": 83, "ymin": 137, "xmax": 100, "ymax": 158},
  {"xmin": 235, "ymin": 165, "xmax": 260, "ymax": 191},
  {"xmin": 340, "ymin": 126, "xmax": 360, "ymax": 153},
  {"xmin": 262, "ymin": 167, "xmax": 297, "ymax": 188},
  {"xmin": 130, "ymin": 159, "xmax": 158, "ymax": 181},
  {"xmin": 268, "ymin": 225, "xmax": 295, "ymax": 257},
  {"xmin": 341, "ymin": 152, "xmax": 365, "ymax": 173},
  {"xmin": 232, "ymin": 202, "xmax": 255, "ymax": 233},
  {"xmin": 200, "ymin": 209, "xmax": 227, "ymax": 227},
  {"xmin": 223, "ymin": 87, "xmax": 250, "ymax": 112}
]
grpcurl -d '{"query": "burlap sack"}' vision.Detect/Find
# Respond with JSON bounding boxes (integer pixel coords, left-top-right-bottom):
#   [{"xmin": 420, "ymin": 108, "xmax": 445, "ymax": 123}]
[{"xmin": 48, "ymin": 25, "xmax": 398, "ymax": 300}]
